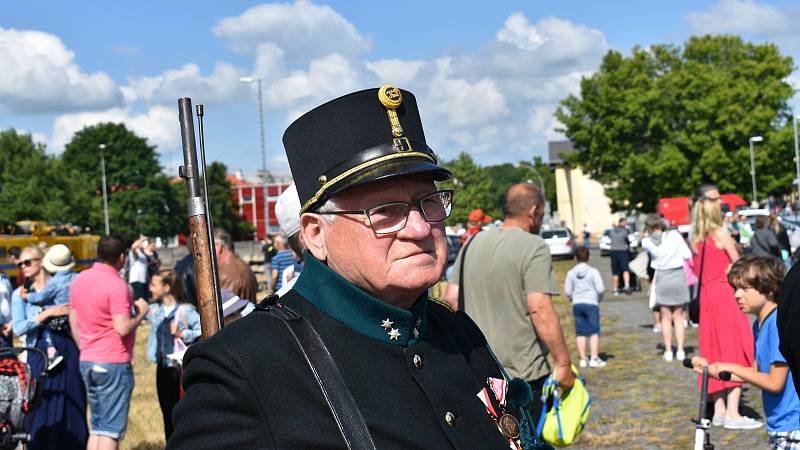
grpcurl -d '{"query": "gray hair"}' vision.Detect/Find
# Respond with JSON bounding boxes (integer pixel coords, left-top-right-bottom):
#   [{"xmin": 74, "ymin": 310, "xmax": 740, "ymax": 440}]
[
  {"xmin": 213, "ymin": 228, "xmax": 234, "ymax": 251},
  {"xmin": 315, "ymin": 198, "xmax": 339, "ymax": 224}
]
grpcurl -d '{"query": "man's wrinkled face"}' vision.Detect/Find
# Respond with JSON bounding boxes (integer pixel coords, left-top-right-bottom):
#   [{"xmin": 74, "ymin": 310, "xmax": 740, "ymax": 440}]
[{"xmin": 321, "ymin": 176, "xmax": 447, "ymax": 302}]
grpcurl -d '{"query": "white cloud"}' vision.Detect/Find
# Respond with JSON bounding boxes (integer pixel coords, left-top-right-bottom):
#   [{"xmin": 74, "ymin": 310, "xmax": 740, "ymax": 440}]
[
  {"xmin": 0, "ymin": 28, "xmax": 122, "ymax": 113},
  {"xmin": 411, "ymin": 13, "xmax": 606, "ymax": 162},
  {"xmin": 427, "ymin": 59, "xmax": 510, "ymax": 128},
  {"xmin": 686, "ymin": 0, "xmax": 792, "ymax": 35},
  {"xmin": 366, "ymin": 59, "xmax": 426, "ymax": 86},
  {"xmin": 123, "ymin": 62, "xmax": 246, "ymax": 105},
  {"xmin": 50, "ymin": 106, "xmax": 177, "ymax": 154},
  {"xmin": 213, "ymin": 0, "xmax": 370, "ymax": 63},
  {"xmin": 262, "ymin": 53, "xmax": 367, "ymax": 114}
]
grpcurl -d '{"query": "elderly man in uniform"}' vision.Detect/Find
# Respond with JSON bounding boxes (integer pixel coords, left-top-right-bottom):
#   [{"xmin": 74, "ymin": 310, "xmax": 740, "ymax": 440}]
[{"xmin": 169, "ymin": 86, "xmax": 545, "ymax": 449}]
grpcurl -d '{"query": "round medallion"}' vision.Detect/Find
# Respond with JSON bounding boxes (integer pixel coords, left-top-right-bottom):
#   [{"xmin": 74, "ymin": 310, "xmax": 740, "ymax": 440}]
[
  {"xmin": 318, "ymin": 175, "xmax": 328, "ymax": 186},
  {"xmin": 498, "ymin": 413, "xmax": 520, "ymax": 439},
  {"xmin": 378, "ymin": 84, "xmax": 402, "ymax": 109}
]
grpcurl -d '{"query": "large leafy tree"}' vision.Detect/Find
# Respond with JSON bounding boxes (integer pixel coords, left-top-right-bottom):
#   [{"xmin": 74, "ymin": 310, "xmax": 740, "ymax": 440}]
[
  {"xmin": 172, "ymin": 161, "xmax": 254, "ymax": 240},
  {"xmin": 0, "ymin": 129, "xmax": 89, "ymax": 225},
  {"xmin": 556, "ymin": 35, "xmax": 795, "ymax": 210},
  {"xmin": 61, "ymin": 123, "xmax": 182, "ymax": 239},
  {"xmin": 439, "ymin": 152, "xmax": 495, "ymax": 225},
  {"xmin": 484, "ymin": 157, "xmax": 556, "ymax": 216}
]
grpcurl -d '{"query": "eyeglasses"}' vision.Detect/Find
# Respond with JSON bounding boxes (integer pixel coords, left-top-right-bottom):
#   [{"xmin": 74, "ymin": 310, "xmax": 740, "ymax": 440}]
[
  {"xmin": 17, "ymin": 258, "xmax": 40, "ymax": 268},
  {"xmin": 317, "ymin": 190, "xmax": 454, "ymax": 234}
]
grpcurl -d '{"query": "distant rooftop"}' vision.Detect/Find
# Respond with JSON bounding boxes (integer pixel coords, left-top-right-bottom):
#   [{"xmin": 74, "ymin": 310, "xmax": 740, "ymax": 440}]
[{"xmin": 548, "ymin": 140, "xmax": 575, "ymax": 165}]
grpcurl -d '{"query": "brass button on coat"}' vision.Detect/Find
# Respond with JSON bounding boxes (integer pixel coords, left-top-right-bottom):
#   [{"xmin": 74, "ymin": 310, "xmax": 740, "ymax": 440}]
[
  {"xmin": 445, "ymin": 412, "xmax": 455, "ymax": 426},
  {"xmin": 413, "ymin": 354, "xmax": 422, "ymax": 369}
]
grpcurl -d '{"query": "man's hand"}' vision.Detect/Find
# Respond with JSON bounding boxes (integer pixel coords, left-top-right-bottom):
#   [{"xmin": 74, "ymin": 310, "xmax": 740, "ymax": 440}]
[
  {"xmin": 20, "ymin": 287, "xmax": 28, "ymax": 300},
  {"xmin": 555, "ymin": 364, "xmax": 575, "ymax": 390},
  {"xmin": 134, "ymin": 298, "xmax": 149, "ymax": 318}
]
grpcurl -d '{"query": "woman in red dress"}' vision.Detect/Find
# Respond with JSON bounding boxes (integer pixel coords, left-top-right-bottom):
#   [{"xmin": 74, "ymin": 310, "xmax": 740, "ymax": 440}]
[{"xmin": 692, "ymin": 186, "xmax": 761, "ymax": 430}]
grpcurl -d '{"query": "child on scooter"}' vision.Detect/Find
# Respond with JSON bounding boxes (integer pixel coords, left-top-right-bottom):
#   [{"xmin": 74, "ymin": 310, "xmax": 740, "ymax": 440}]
[{"xmin": 693, "ymin": 254, "xmax": 800, "ymax": 449}]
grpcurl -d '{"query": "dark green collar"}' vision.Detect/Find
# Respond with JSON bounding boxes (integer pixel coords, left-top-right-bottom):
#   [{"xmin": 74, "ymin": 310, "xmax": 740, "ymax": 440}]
[{"xmin": 293, "ymin": 253, "xmax": 428, "ymax": 347}]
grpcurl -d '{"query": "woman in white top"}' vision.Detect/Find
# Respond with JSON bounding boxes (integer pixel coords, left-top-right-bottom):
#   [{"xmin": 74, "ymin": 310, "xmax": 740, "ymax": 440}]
[
  {"xmin": 128, "ymin": 235, "xmax": 151, "ymax": 300},
  {"xmin": 642, "ymin": 215, "xmax": 692, "ymax": 362}
]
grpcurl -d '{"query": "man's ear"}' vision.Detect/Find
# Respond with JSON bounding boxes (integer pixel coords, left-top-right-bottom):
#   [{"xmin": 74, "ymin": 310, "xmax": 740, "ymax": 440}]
[{"xmin": 300, "ymin": 213, "xmax": 328, "ymax": 261}]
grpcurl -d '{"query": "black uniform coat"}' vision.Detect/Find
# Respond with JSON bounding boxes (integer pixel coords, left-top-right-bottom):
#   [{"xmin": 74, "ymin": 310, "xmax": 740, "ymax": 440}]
[{"xmin": 168, "ymin": 255, "xmax": 513, "ymax": 449}]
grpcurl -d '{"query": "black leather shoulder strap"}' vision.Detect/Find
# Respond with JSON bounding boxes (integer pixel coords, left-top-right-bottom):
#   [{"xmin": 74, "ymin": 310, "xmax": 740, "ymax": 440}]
[
  {"xmin": 254, "ymin": 298, "xmax": 376, "ymax": 450},
  {"xmin": 458, "ymin": 232, "xmax": 480, "ymax": 312}
]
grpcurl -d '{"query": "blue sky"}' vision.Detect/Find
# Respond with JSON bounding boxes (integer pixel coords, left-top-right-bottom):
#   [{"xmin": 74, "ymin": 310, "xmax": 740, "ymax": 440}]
[{"xmin": 1, "ymin": 0, "xmax": 798, "ymax": 178}]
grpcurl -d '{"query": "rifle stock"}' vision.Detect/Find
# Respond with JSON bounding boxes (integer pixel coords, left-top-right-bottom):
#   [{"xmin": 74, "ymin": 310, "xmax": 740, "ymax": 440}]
[{"xmin": 178, "ymin": 97, "xmax": 222, "ymax": 340}]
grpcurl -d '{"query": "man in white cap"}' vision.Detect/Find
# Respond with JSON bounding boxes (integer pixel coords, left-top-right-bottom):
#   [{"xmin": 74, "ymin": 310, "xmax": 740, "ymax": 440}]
[{"xmin": 273, "ymin": 184, "xmax": 304, "ymax": 296}]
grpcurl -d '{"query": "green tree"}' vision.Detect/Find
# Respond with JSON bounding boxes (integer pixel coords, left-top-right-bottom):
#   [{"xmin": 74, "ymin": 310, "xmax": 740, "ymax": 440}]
[
  {"xmin": 556, "ymin": 35, "xmax": 795, "ymax": 209},
  {"xmin": 439, "ymin": 152, "xmax": 495, "ymax": 225},
  {"xmin": 0, "ymin": 129, "xmax": 89, "ymax": 225},
  {"xmin": 484, "ymin": 157, "xmax": 556, "ymax": 217},
  {"xmin": 61, "ymin": 123, "xmax": 182, "ymax": 239},
  {"xmin": 172, "ymin": 161, "xmax": 254, "ymax": 240}
]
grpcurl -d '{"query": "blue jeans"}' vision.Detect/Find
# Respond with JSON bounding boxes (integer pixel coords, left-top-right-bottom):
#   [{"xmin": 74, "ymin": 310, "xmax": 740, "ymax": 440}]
[
  {"xmin": 573, "ymin": 303, "xmax": 600, "ymax": 336},
  {"xmin": 79, "ymin": 361, "xmax": 134, "ymax": 439}
]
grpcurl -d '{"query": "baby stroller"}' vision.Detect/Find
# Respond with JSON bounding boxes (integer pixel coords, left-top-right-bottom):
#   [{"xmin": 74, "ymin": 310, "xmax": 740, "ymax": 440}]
[{"xmin": 0, "ymin": 346, "xmax": 48, "ymax": 450}]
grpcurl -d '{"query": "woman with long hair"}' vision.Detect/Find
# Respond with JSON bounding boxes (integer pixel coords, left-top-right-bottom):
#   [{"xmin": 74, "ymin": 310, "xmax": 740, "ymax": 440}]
[
  {"xmin": 692, "ymin": 185, "xmax": 761, "ymax": 430},
  {"xmin": 146, "ymin": 269, "xmax": 201, "ymax": 441}
]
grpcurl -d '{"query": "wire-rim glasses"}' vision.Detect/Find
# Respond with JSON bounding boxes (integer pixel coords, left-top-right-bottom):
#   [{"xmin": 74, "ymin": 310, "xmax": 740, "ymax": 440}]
[{"xmin": 317, "ymin": 190, "xmax": 454, "ymax": 234}]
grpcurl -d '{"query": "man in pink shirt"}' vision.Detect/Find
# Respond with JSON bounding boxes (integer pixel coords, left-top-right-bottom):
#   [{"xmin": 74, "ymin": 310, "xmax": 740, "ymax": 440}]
[{"xmin": 69, "ymin": 234, "xmax": 148, "ymax": 450}]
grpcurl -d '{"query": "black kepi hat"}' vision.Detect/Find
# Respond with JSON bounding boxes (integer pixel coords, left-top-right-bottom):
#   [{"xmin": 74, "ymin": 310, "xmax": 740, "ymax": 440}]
[{"xmin": 283, "ymin": 85, "xmax": 452, "ymax": 213}]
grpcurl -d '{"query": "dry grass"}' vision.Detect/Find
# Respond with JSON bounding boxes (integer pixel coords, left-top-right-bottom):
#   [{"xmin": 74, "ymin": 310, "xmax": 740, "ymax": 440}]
[{"xmin": 122, "ymin": 323, "xmax": 165, "ymax": 450}]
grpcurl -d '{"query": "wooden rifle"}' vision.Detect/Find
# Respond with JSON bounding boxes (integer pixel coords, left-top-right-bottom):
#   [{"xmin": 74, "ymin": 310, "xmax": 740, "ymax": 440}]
[{"xmin": 177, "ymin": 98, "xmax": 223, "ymax": 340}]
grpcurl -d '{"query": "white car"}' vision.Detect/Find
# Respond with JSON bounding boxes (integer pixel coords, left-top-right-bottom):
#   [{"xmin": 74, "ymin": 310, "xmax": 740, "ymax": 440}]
[{"xmin": 541, "ymin": 227, "xmax": 576, "ymax": 258}]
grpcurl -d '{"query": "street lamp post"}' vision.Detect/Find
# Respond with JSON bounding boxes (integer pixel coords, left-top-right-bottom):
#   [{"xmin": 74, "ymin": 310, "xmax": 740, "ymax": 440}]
[
  {"xmin": 748, "ymin": 136, "xmax": 763, "ymax": 207},
  {"xmin": 98, "ymin": 144, "xmax": 110, "ymax": 235},
  {"xmin": 239, "ymin": 76, "xmax": 268, "ymax": 180},
  {"xmin": 793, "ymin": 115, "xmax": 800, "ymax": 219}
]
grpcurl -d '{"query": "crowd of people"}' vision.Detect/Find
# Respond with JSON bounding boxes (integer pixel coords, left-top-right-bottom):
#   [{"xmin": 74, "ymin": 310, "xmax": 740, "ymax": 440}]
[{"xmin": 1, "ymin": 84, "xmax": 800, "ymax": 450}]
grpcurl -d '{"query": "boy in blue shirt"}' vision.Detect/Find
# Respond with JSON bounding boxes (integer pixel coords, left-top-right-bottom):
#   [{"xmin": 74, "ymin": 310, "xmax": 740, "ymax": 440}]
[{"xmin": 694, "ymin": 254, "xmax": 800, "ymax": 449}]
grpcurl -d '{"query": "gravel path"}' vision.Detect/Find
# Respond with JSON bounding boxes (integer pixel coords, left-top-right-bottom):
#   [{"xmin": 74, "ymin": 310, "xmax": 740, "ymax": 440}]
[{"xmin": 553, "ymin": 250, "xmax": 767, "ymax": 449}]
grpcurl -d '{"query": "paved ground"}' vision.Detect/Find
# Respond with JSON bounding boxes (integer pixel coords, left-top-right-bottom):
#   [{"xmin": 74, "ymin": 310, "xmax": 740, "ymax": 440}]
[{"xmin": 557, "ymin": 250, "xmax": 767, "ymax": 449}]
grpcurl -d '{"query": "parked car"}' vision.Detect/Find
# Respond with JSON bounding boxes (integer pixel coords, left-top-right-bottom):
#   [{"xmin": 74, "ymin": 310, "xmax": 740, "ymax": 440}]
[
  {"xmin": 599, "ymin": 227, "xmax": 640, "ymax": 256},
  {"xmin": 541, "ymin": 227, "xmax": 576, "ymax": 259}
]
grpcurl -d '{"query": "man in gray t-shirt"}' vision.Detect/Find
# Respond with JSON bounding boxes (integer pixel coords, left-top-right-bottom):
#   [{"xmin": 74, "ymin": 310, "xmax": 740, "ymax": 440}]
[
  {"xmin": 445, "ymin": 183, "xmax": 574, "ymax": 421},
  {"xmin": 608, "ymin": 218, "xmax": 631, "ymax": 294}
]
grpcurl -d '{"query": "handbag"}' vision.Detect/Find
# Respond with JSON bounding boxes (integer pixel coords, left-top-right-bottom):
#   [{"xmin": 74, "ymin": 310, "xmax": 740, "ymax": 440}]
[
  {"xmin": 628, "ymin": 251, "xmax": 649, "ymax": 279},
  {"xmin": 536, "ymin": 365, "xmax": 591, "ymax": 448},
  {"xmin": 688, "ymin": 240, "xmax": 706, "ymax": 323}
]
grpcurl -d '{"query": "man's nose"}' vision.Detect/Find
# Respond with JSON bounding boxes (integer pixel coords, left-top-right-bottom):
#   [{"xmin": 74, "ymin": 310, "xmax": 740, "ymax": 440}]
[{"xmin": 400, "ymin": 209, "xmax": 431, "ymax": 239}]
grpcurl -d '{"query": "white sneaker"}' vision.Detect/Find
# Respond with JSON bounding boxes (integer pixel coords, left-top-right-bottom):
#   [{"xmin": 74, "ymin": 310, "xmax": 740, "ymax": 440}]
[
  {"xmin": 579, "ymin": 359, "xmax": 588, "ymax": 369},
  {"xmin": 711, "ymin": 416, "xmax": 725, "ymax": 427},
  {"xmin": 652, "ymin": 325, "xmax": 662, "ymax": 334},
  {"xmin": 675, "ymin": 350, "xmax": 686, "ymax": 361},
  {"xmin": 589, "ymin": 358, "xmax": 606, "ymax": 368},
  {"xmin": 663, "ymin": 350, "xmax": 674, "ymax": 362},
  {"xmin": 723, "ymin": 416, "xmax": 763, "ymax": 430}
]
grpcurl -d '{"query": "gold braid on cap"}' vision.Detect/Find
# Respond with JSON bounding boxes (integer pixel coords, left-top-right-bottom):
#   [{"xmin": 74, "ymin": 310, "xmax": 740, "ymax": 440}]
[{"xmin": 378, "ymin": 85, "xmax": 404, "ymax": 137}]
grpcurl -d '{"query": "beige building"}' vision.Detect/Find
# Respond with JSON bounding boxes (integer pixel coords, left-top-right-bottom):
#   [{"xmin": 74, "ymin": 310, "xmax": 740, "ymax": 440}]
[{"xmin": 549, "ymin": 141, "xmax": 616, "ymax": 237}]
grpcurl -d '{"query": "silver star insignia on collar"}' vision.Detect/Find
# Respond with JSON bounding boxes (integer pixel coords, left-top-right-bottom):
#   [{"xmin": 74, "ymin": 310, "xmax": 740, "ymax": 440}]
[
  {"xmin": 381, "ymin": 318, "xmax": 394, "ymax": 330},
  {"xmin": 388, "ymin": 328, "xmax": 401, "ymax": 341}
]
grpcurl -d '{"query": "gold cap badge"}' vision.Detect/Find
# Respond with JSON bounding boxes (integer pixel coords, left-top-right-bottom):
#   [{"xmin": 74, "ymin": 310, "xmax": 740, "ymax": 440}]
[{"xmin": 378, "ymin": 85, "xmax": 404, "ymax": 138}]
